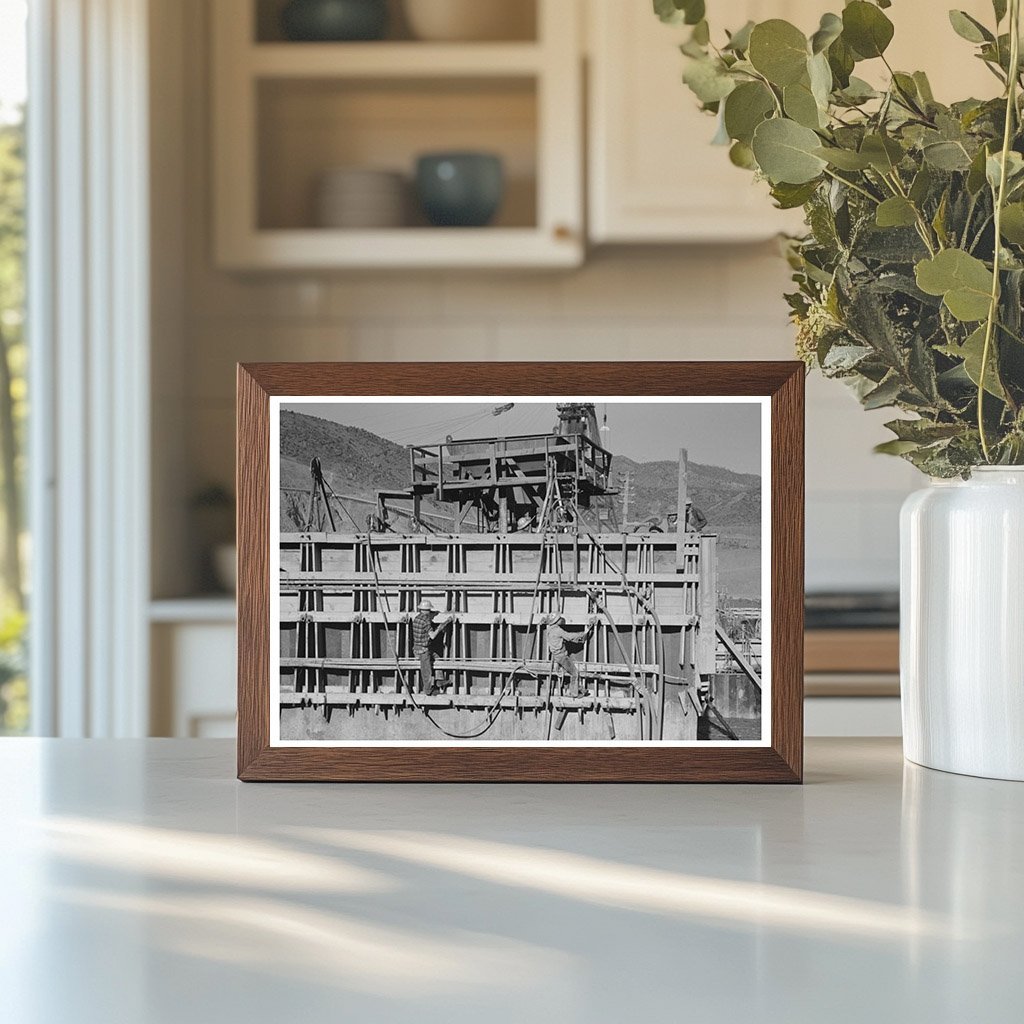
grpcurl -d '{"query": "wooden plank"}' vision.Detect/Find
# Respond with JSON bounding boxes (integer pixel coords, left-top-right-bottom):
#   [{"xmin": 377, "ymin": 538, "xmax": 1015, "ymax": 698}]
[
  {"xmin": 280, "ymin": 572, "xmax": 700, "ymax": 587},
  {"xmin": 804, "ymin": 673, "xmax": 900, "ymax": 697},
  {"xmin": 715, "ymin": 620, "xmax": 761, "ymax": 691},
  {"xmin": 696, "ymin": 534, "xmax": 718, "ymax": 675},
  {"xmin": 280, "ymin": 690, "xmax": 640, "ymax": 711},
  {"xmin": 250, "ymin": 42, "xmax": 544, "ymax": 79},
  {"xmin": 278, "ymin": 610, "xmax": 698, "ymax": 627},
  {"xmin": 676, "ymin": 447, "xmax": 688, "ymax": 568},
  {"xmin": 280, "ymin": 657, "xmax": 660, "ymax": 674},
  {"xmin": 804, "ymin": 629, "xmax": 899, "ymax": 674},
  {"xmin": 279, "ymin": 532, "xmax": 700, "ymax": 550}
]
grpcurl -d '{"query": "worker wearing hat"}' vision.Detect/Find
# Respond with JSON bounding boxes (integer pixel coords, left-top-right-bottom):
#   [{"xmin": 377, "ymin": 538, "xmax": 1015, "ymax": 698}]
[
  {"xmin": 546, "ymin": 612, "xmax": 599, "ymax": 696},
  {"xmin": 411, "ymin": 599, "xmax": 453, "ymax": 695}
]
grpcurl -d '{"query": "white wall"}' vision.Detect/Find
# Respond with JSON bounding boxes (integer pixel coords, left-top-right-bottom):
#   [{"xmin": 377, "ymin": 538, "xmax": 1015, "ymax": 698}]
[{"xmin": 159, "ymin": 0, "xmax": 921, "ymax": 600}]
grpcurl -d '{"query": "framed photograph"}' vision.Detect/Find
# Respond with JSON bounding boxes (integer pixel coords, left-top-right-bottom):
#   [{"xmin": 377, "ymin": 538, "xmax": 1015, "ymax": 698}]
[{"xmin": 237, "ymin": 362, "xmax": 804, "ymax": 782}]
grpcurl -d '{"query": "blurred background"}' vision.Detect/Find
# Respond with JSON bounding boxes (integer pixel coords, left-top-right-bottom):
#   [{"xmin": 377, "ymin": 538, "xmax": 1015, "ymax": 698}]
[{"xmin": 0, "ymin": 0, "xmax": 998, "ymax": 740}]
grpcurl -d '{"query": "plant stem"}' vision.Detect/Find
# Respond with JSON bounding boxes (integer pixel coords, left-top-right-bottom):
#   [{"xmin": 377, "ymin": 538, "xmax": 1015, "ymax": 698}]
[
  {"xmin": 979, "ymin": 0, "xmax": 1021, "ymax": 462},
  {"xmin": 822, "ymin": 167, "xmax": 880, "ymax": 205},
  {"xmin": 884, "ymin": 171, "xmax": 939, "ymax": 254}
]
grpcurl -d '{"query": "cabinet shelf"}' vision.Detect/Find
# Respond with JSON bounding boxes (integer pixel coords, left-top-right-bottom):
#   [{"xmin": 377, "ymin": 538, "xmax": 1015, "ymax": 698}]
[
  {"xmin": 249, "ymin": 42, "xmax": 544, "ymax": 79},
  {"xmin": 212, "ymin": 0, "xmax": 582, "ymax": 269},
  {"xmin": 218, "ymin": 226, "xmax": 579, "ymax": 270}
]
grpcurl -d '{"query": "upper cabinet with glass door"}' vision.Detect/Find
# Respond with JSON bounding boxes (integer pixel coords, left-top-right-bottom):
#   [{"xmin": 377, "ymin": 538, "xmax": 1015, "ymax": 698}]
[
  {"xmin": 212, "ymin": 0, "xmax": 584, "ymax": 269},
  {"xmin": 586, "ymin": 0, "xmax": 999, "ymax": 244}
]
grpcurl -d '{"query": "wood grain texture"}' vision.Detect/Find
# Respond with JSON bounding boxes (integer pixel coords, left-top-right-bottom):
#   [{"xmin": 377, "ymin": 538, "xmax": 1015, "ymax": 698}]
[
  {"xmin": 236, "ymin": 361, "xmax": 805, "ymax": 783},
  {"xmin": 805, "ymin": 629, "xmax": 899, "ymax": 674}
]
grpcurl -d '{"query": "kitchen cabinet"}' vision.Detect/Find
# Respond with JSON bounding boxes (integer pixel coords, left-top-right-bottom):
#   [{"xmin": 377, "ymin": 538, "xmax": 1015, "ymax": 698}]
[
  {"xmin": 587, "ymin": 0, "xmax": 813, "ymax": 243},
  {"xmin": 211, "ymin": 0, "xmax": 583, "ymax": 269},
  {"xmin": 150, "ymin": 600, "xmax": 237, "ymax": 737},
  {"xmin": 587, "ymin": 0, "xmax": 998, "ymax": 244}
]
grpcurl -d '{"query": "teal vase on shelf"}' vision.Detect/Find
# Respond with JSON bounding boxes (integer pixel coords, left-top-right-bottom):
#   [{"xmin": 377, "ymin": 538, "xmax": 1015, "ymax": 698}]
[{"xmin": 280, "ymin": 0, "xmax": 388, "ymax": 42}]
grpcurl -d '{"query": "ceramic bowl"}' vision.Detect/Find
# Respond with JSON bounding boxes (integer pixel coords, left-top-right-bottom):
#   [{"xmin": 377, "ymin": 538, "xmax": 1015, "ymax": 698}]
[
  {"xmin": 316, "ymin": 168, "xmax": 407, "ymax": 228},
  {"xmin": 415, "ymin": 152, "xmax": 504, "ymax": 228},
  {"xmin": 281, "ymin": 0, "xmax": 388, "ymax": 42}
]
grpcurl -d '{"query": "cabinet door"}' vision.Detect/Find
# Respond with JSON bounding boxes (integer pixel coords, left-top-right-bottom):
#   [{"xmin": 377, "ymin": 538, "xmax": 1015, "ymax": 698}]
[
  {"xmin": 588, "ymin": 0, "xmax": 996, "ymax": 244},
  {"xmin": 212, "ymin": 0, "xmax": 584, "ymax": 269},
  {"xmin": 587, "ymin": 0, "xmax": 810, "ymax": 243}
]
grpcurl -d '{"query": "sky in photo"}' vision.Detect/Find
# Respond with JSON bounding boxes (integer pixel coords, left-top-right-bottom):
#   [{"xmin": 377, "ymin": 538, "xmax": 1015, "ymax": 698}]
[{"xmin": 290, "ymin": 399, "xmax": 763, "ymax": 475}]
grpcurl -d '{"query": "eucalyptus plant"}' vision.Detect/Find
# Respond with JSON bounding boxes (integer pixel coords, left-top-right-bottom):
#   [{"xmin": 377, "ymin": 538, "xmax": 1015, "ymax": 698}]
[{"xmin": 657, "ymin": 0, "xmax": 1024, "ymax": 475}]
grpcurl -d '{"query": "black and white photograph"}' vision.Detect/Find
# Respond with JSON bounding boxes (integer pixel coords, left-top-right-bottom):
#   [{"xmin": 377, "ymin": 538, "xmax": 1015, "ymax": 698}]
[{"xmin": 270, "ymin": 396, "xmax": 770, "ymax": 746}]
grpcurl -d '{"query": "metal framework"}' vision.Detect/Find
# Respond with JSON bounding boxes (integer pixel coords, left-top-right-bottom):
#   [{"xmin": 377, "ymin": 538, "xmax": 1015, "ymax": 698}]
[{"xmin": 278, "ymin": 415, "xmax": 760, "ymax": 741}]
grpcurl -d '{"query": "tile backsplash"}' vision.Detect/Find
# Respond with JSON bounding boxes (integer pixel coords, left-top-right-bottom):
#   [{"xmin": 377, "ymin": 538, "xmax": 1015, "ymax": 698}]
[{"xmin": 180, "ymin": 246, "xmax": 917, "ymax": 594}]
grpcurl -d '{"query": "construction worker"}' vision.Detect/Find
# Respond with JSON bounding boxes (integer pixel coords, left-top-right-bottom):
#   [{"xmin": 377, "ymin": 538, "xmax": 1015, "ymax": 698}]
[
  {"xmin": 410, "ymin": 600, "xmax": 452, "ymax": 695},
  {"xmin": 686, "ymin": 500, "xmax": 708, "ymax": 533},
  {"xmin": 547, "ymin": 613, "xmax": 599, "ymax": 696}
]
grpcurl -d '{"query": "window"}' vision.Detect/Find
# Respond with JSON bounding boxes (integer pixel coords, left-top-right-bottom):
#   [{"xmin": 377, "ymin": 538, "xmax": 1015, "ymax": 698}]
[{"xmin": 0, "ymin": 0, "xmax": 28, "ymax": 734}]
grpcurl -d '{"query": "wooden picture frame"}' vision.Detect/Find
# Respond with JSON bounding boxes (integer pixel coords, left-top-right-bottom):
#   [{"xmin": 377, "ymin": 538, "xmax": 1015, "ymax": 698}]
[{"xmin": 237, "ymin": 362, "xmax": 804, "ymax": 782}]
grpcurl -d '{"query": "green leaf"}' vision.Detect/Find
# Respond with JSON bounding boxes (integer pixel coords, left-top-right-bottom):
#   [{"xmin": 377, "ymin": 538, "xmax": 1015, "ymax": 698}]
[
  {"xmin": 923, "ymin": 140, "xmax": 973, "ymax": 171},
  {"xmin": 860, "ymin": 133, "xmax": 904, "ymax": 173},
  {"xmin": 771, "ymin": 180, "xmax": 820, "ymax": 209},
  {"xmin": 932, "ymin": 190, "xmax": 950, "ymax": 246},
  {"xmin": 909, "ymin": 164, "xmax": 933, "ymax": 205},
  {"xmin": 986, "ymin": 150, "xmax": 1024, "ymax": 191},
  {"xmin": 729, "ymin": 140, "xmax": 757, "ymax": 169},
  {"xmin": 915, "ymin": 249, "xmax": 994, "ymax": 322},
  {"xmin": 810, "ymin": 12, "xmax": 843, "ymax": 54},
  {"xmin": 891, "ymin": 72, "xmax": 923, "ymax": 111},
  {"xmin": 1000, "ymin": 203, "xmax": 1024, "ymax": 245},
  {"xmin": 837, "ymin": 76, "xmax": 879, "ymax": 104},
  {"xmin": 682, "ymin": 57, "xmax": 736, "ymax": 104},
  {"xmin": 814, "ymin": 146, "xmax": 872, "ymax": 170},
  {"xmin": 967, "ymin": 144, "xmax": 991, "ymax": 194},
  {"xmin": 875, "ymin": 439, "xmax": 922, "ymax": 455},
  {"xmin": 842, "ymin": 1, "xmax": 895, "ymax": 59},
  {"xmin": 748, "ymin": 20, "xmax": 809, "ymax": 86},
  {"xmin": 751, "ymin": 118, "xmax": 828, "ymax": 184},
  {"xmin": 784, "ymin": 80, "xmax": 824, "ymax": 129},
  {"xmin": 876, "ymin": 197, "xmax": 918, "ymax": 228},
  {"xmin": 724, "ymin": 20, "xmax": 755, "ymax": 53},
  {"xmin": 808, "ymin": 51, "xmax": 833, "ymax": 108},
  {"xmin": 913, "ymin": 71, "xmax": 935, "ymax": 104},
  {"xmin": 939, "ymin": 326, "xmax": 1006, "ymax": 398},
  {"xmin": 723, "ymin": 81, "xmax": 775, "ymax": 144},
  {"xmin": 653, "ymin": 0, "xmax": 705, "ymax": 26},
  {"xmin": 827, "ymin": 36, "xmax": 856, "ymax": 88},
  {"xmin": 862, "ymin": 374, "xmax": 903, "ymax": 409},
  {"xmin": 948, "ymin": 10, "xmax": 994, "ymax": 44},
  {"xmin": 993, "ymin": 0, "xmax": 1008, "ymax": 24},
  {"xmin": 884, "ymin": 418, "xmax": 963, "ymax": 443}
]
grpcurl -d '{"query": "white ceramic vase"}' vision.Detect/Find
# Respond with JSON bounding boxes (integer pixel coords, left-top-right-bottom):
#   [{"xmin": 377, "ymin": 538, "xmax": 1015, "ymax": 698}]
[{"xmin": 900, "ymin": 467, "xmax": 1024, "ymax": 780}]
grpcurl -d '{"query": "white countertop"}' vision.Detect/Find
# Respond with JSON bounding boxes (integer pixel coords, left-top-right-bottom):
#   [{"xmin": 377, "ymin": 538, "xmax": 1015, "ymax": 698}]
[{"xmin": 1, "ymin": 738, "xmax": 1020, "ymax": 1023}]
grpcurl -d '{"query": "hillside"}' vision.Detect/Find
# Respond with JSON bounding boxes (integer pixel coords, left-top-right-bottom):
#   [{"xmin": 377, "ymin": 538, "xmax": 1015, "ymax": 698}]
[
  {"xmin": 279, "ymin": 410, "xmax": 761, "ymax": 597},
  {"xmin": 613, "ymin": 456, "xmax": 761, "ymax": 542}
]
